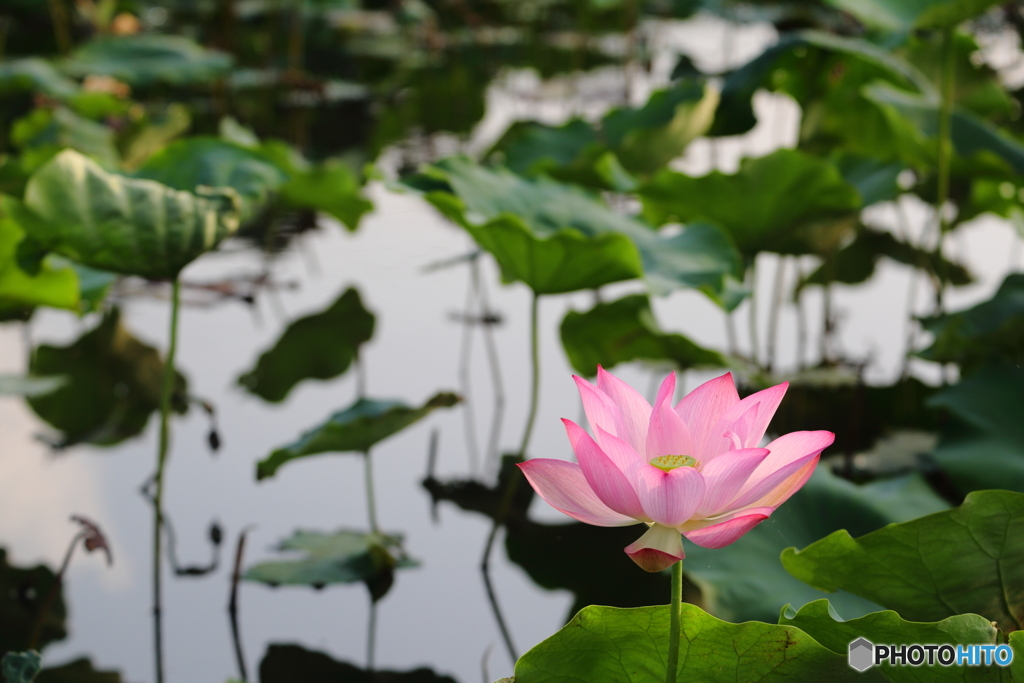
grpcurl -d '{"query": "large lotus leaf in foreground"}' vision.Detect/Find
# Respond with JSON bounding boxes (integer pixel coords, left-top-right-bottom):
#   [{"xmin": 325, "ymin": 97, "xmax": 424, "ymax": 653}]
[
  {"xmin": 782, "ymin": 489, "xmax": 1024, "ymax": 632},
  {"xmin": 22, "ymin": 150, "xmax": 241, "ymax": 280},
  {"xmin": 239, "ymin": 287, "xmax": 375, "ymax": 403},
  {"xmin": 257, "ymin": 393, "xmax": 459, "ymax": 479},
  {"xmin": 511, "ymin": 604, "xmax": 883, "ymax": 682},
  {"xmin": 780, "ymin": 600, "xmax": 1011, "ymax": 683}
]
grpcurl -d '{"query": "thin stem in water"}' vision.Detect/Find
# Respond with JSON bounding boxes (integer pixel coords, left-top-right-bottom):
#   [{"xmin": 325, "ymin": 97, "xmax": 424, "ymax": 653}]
[
  {"xmin": 518, "ymin": 292, "xmax": 541, "ymax": 458},
  {"xmin": 459, "ymin": 261, "xmax": 481, "ymax": 474},
  {"xmin": 666, "ymin": 559, "xmax": 683, "ymax": 683},
  {"xmin": 477, "ymin": 264, "xmax": 505, "ymax": 473},
  {"xmin": 363, "ymin": 450, "xmax": 379, "ymax": 534},
  {"xmin": 481, "ymin": 292, "xmax": 541, "ymax": 667},
  {"xmin": 153, "ymin": 278, "xmax": 182, "ymax": 683}
]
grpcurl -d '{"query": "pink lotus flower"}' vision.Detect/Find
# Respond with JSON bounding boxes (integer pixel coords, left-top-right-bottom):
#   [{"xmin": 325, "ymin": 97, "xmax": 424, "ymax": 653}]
[{"xmin": 518, "ymin": 368, "xmax": 834, "ymax": 572}]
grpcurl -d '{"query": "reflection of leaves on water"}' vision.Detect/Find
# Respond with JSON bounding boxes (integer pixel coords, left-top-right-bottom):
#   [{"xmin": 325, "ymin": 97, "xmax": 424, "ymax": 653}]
[
  {"xmin": 35, "ymin": 657, "xmax": 124, "ymax": 682},
  {"xmin": 259, "ymin": 644, "xmax": 458, "ymax": 683},
  {"xmin": 0, "ymin": 549, "xmax": 65, "ymax": 660},
  {"xmin": 423, "ymin": 457, "xmax": 687, "ymax": 618},
  {"xmin": 27, "ymin": 307, "xmax": 188, "ymax": 448},
  {"xmin": 238, "ymin": 287, "xmax": 375, "ymax": 403}
]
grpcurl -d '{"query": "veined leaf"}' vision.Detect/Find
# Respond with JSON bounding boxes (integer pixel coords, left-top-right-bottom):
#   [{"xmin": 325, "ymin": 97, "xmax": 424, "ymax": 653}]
[
  {"xmin": 780, "ymin": 600, "xmax": 1008, "ymax": 683},
  {"xmin": 685, "ymin": 468, "xmax": 948, "ymax": 624},
  {"xmin": 22, "ymin": 149, "xmax": 241, "ymax": 280},
  {"xmin": 410, "ymin": 157, "xmax": 740, "ymax": 302},
  {"xmin": 639, "ymin": 149, "xmax": 862, "ymax": 257},
  {"xmin": 781, "ymin": 489, "xmax": 1024, "ymax": 632},
  {"xmin": 256, "ymin": 393, "xmax": 459, "ymax": 480},
  {"xmin": 512, "ymin": 603, "xmax": 884, "ymax": 682}
]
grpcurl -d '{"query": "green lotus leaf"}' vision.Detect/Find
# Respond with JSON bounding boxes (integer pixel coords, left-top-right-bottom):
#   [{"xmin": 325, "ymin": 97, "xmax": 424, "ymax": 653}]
[
  {"xmin": 135, "ymin": 137, "xmax": 288, "ymax": 221},
  {"xmin": 410, "ymin": 157, "xmax": 740, "ymax": 301},
  {"xmin": 559, "ymin": 293, "xmax": 725, "ymax": 377},
  {"xmin": 0, "ymin": 197, "xmax": 78, "ymax": 312},
  {"xmin": 780, "ymin": 600, "xmax": 1010, "ymax": 683},
  {"xmin": 22, "ymin": 149, "xmax": 241, "ymax": 279},
  {"xmin": 244, "ymin": 529, "xmax": 416, "ymax": 596},
  {"xmin": 639, "ymin": 149, "xmax": 862, "ymax": 257},
  {"xmin": 238, "ymin": 287, "xmax": 375, "ymax": 403},
  {"xmin": 918, "ymin": 274, "xmax": 1024, "ymax": 373},
  {"xmin": 928, "ymin": 362, "xmax": 1024, "ymax": 494},
  {"xmin": 257, "ymin": 393, "xmax": 460, "ymax": 480},
  {"xmin": 825, "ymin": 0, "xmax": 1004, "ymax": 32},
  {"xmin": 781, "ymin": 489, "xmax": 1024, "ymax": 632},
  {"xmin": 685, "ymin": 468, "xmax": 949, "ymax": 624},
  {"xmin": 62, "ymin": 35, "xmax": 232, "ymax": 86},
  {"xmin": 512, "ymin": 603, "xmax": 884, "ymax": 682}
]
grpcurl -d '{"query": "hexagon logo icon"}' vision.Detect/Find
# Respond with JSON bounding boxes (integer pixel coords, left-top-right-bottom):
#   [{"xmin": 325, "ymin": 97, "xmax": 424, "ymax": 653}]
[{"xmin": 848, "ymin": 638, "xmax": 874, "ymax": 672}]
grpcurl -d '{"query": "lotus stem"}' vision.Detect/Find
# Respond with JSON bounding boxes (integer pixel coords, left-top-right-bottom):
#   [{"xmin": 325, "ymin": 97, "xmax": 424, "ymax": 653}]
[
  {"xmin": 518, "ymin": 292, "xmax": 541, "ymax": 458},
  {"xmin": 153, "ymin": 278, "xmax": 182, "ymax": 683},
  {"xmin": 364, "ymin": 450, "xmax": 379, "ymax": 534},
  {"xmin": 666, "ymin": 559, "xmax": 683, "ymax": 683}
]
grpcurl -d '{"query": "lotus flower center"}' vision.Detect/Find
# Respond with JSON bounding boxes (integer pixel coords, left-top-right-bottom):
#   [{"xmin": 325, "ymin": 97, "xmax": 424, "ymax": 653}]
[{"xmin": 649, "ymin": 454, "xmax": 697, "ymax": 472}]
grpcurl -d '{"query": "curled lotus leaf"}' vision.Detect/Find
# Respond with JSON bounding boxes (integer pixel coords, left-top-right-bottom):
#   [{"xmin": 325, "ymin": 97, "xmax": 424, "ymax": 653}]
[{"xmin": 22, "ymin": 150, "xmax": 241, "ymax": 280}]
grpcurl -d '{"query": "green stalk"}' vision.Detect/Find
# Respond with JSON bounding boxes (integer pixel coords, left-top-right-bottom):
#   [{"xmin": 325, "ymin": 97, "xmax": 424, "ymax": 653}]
[
  {"xmin": 518, "ymin": 292, "xmax": 541, "ymax": 457},
  {"xmin": 666, "ymin": 559, "xmax": 683, "ymax": 683},
  {"xmin": 481, "ymin": 292, "xmax": 542, "ymax": 667},
  {"xmin": 934, "ymin": 27, "xmax": 956, "ymax": 313},
  {"xmin": 363, "ymin": 449, "xmax": 379, "ymax": 534},
  {"xmin": 153, "ymin": 278, "xmax": 181, "ymax": 683}
]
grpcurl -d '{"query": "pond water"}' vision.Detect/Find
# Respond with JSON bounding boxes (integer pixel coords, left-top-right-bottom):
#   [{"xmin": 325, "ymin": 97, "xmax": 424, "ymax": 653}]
[{"xmin": 1, "ymin": 10, "xmax": 1023, "ymax": 683}]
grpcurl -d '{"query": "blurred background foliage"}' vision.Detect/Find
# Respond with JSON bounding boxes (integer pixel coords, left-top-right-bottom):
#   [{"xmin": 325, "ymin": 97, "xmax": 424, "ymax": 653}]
[{"xmin": 2, "ymin": 0, "xmax": 1024, "ymax": 680}]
